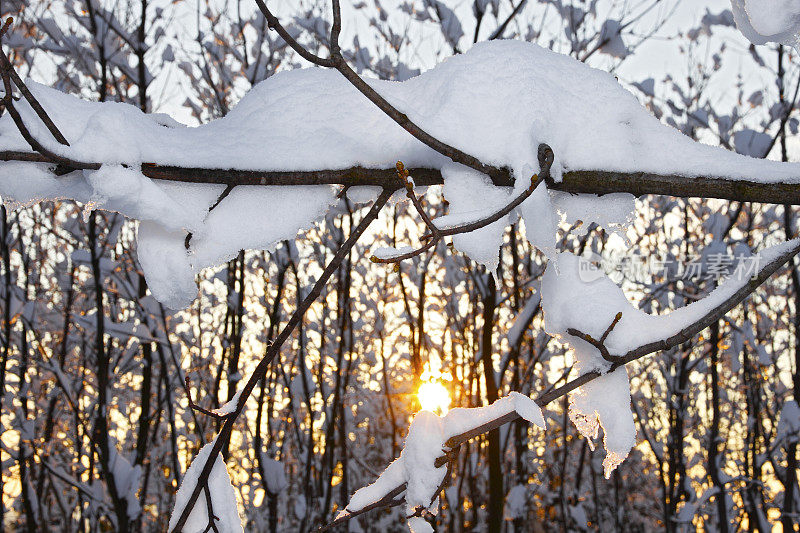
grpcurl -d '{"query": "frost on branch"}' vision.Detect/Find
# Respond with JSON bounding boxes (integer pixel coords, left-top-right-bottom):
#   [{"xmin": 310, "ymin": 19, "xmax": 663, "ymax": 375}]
[
  {"xmin": 541, "ymin": 241, "xmax": 800, "ymax": 477},
  {"xmin": 340, "ymin": 394, "xmax": 545, "ymax": 532},
  {"xmin": 168, "ymin": 442, "xmax": 243, "ymax": 533},
  {"xmin": 3, "ymin": 42, "xmax": 800, "ymax": 308}
]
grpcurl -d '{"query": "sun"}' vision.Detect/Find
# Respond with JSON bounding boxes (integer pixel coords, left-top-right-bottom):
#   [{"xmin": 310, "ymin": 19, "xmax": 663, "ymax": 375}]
[{"xmin": 417, "ymin": 360, "xmax": 452, "ymax": 415}]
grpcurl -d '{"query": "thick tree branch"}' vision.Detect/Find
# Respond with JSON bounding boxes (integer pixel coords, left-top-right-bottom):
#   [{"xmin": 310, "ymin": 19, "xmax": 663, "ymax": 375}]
[
  {"xmin": 2, "ymin": 17, "xmax": 800, "ymax": 206},
  {"xmin": 551, "ymin": 169, "xmax": 800, "ymax": 206},
  {"xmin": 3, "ymin": 150, "xmax": 799, "ymax": 204}
]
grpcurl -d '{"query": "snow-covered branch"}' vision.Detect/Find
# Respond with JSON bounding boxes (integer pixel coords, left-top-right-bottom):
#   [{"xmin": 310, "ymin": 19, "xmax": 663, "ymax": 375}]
[
  {"xmin": 4, "ymin": 149, "xmax": 800, "ymax": 204},
  {"xmin": 325, "ymin": 239, "xmax": 800, "ymax": 532}
]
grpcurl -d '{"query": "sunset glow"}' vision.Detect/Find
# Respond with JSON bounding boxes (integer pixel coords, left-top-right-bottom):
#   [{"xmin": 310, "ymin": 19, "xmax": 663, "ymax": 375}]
[{"xmin": 417, "ymin": 360, "xmax": 452, "ymax": 415}]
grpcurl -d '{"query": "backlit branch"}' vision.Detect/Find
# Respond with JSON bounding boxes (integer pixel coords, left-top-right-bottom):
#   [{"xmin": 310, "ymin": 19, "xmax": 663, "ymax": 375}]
[
  {"xmin": 322, "ymin": 239, "xmax": 800, "ymax": 530},
  {"xmin": 170, "ymin": 188, "xmax": 394, "ymax": 532}
]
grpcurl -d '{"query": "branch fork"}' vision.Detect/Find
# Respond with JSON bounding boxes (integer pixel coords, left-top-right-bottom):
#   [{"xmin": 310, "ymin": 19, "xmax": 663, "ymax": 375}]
[
  {"xmin": 370, "ymin": 144, "xmax": 553, "ymax": 264},
  {"xmin": 183, "ymin": 376, "xmax": 234, "ymax": 421},
  {"xmin": 566, "ymin": 311, "xmax": 625, "ymax": 365},
  {"xmin": 202, "ymin": 483, "xmax": 221, "ymax": 533}
]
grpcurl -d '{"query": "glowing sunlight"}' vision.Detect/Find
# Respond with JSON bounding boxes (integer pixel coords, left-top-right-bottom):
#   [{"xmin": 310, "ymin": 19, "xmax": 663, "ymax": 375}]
[{"xmin": 417, "ymin": 360, "xmax": 452, "ymax": 415}]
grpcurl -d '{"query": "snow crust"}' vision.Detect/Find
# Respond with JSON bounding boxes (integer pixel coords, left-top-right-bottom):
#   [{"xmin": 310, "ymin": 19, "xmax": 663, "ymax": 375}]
[
  {"xmin": 731, "ymin": 0, "xmax": 800, "ymax": 47},
  {"xmin": 541, "ymin": 241, "xmax": 800, "ymax": 476},
  {"xmin": 213, "ymin": 389, "xmax": 242, "ymax": 416},
  {"xmin": 3, "ymin": 41, "xmax": 799, "ymax": 306},
  {"xmin": 551, "ymin": 191, "xmax": 635, "ymax": 238},
  {"xmin": 136, "ymin": 222, "xmax": 196, "ymax": 308},
  {"xmin": 442, "ymin": 392, "xmax": 545, "ymax": 440},
  {"xmin": 168, "ymin": 442, "xmax": 243, "ymax": 533}
]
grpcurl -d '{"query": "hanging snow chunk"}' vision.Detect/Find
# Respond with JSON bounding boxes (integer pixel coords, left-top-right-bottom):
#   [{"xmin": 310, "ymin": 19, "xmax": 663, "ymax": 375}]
[
  {"xmin": 85, "ymin": 164, "xmax": 199, "ymax": 231},
  {"xmin": 168, "ymin": 442, "xmax": 243, "ymax": 533},
  {"xmin": 436, "ymin": 164, "xmax": 512, "ymax": 271},
  {"xmin": 343, "ymin": 396, "xmax": 545, "ymax": 531},
  {"xmin": 541, "ymin": 241, "xmax": 800, "ymax": 476},
  {"xmin": 568, "ymin": 366, "xmax": 636, "ymax": 478},
  {"xmin": 342, "ymin": 410, "xmax": 445, "ymax": 531},
  {"xmin": 137, "ymin": 221, "xmax": 196, "ymax": 310}
]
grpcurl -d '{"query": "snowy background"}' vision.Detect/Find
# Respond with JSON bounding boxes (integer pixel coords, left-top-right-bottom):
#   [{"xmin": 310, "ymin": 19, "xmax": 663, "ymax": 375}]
[{"xmin": 0, "ymin": 0, "xmax": 799, "ymax": 531}]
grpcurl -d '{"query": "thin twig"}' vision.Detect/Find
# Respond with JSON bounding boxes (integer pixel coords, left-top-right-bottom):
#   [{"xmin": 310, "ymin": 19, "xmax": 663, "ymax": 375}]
[
  {"xmin": 183, "ymin": 376, "xmax": 233, "ymax": 421},
  {"xmin": 397, "ymin": 161, "xmax": 441, "ymax": 239},
  {"xmin": 371, "ymin": 144, "xmax": 553, "ymax": 264},
  {"xmin": 567, "ymin": 312, "xmax": 626, "ymax": 364},
  {"xmin": 0, "ymin": 23, "xmax": 70, "ymax": 146},
  {"xmin": 317, "ymin": 484, "xmax": 406, "ymax": 532},
  {"xmin": 202, "ymin": 483, "xmax": 220, "ymax": 533},
  {"xmin": 0, "ymin": 42, "xmax": 99, "ymax": 170},
  {"xmin": 252, "ymin": 0, "xmax": 509, "ymax": 183},
  {"xmin": 488, "ymin": 0, "xmax": 527, "ymax": 40},
  {"xmin": 253, "ymin": 0, "xmax": 334, "ymax": 66},
  {"xmin": 185, "ymin": 183, "xmax": 237, "ymax": 250},
  {"xmin": 0, "ymin": 17, "xmax": 12, "ymax": 41},
  {"xmin": 171, "ymin": 189, "xmax": 394, "ymax": 532}
]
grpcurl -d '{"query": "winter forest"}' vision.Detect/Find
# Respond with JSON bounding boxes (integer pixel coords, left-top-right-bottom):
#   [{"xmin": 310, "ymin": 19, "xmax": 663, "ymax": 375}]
[{"xmin": 2, "ymin": 0, "xmax": 800, "ymax": 531}]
